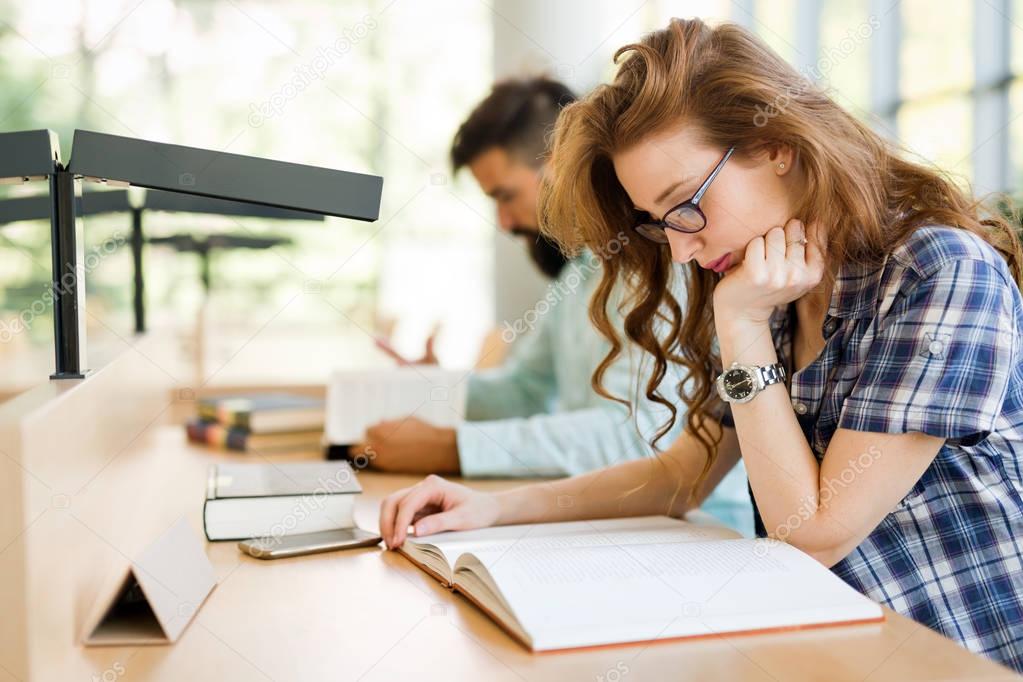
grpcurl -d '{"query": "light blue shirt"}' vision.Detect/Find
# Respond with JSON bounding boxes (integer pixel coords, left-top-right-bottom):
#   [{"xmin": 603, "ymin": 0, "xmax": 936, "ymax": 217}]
[{"xmin": 457, "ymin": 254, "xmax": 753, "ymax": 535}]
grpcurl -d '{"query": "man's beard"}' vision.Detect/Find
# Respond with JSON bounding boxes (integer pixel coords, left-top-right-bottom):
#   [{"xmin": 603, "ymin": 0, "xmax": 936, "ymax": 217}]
[{"xmin": 510, "ymin": 227, "xmax": 568, "ymax": 279}]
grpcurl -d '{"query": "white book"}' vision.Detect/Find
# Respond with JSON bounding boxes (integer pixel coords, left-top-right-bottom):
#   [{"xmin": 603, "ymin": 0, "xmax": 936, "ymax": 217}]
[
  {"xmin": 325, "ymin": 367, "xmax": 468, "ymax": 445},
  {"xmin": 400, "ymin": 516, "xmax": 884, "ymax": 651}
]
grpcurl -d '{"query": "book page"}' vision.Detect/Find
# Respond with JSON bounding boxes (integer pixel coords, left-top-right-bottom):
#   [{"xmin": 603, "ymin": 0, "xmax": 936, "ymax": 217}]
[
  {"xmin": 464, "ymin": 537, "xmax": 882, "ymax": 651},
  {"xmin": 326, "ymin": 368, "xmax": 468, "ymax": 444},
  {"xmin": 412, "ymin": 515, "xmax": 740, "ymax": 572}
]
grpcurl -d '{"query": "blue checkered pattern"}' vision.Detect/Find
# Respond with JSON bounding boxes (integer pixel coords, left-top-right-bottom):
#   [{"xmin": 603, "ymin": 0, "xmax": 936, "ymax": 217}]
[{"xmin": 731, "ymin": 226, "xmax": 1023, "ymax": 670}]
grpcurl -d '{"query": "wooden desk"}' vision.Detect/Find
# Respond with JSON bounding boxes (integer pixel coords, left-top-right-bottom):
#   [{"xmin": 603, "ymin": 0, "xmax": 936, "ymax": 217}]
[
  {"xmin": 50, "ymin": 428, "xmax": 1012, "ymax": 682},
  {"xmin": 0, "ymin": 337, "xmax": 1018, "ymax": 681}
]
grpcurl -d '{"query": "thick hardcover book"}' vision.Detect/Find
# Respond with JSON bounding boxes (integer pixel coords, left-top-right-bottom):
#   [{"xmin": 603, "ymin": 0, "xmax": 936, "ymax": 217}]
[
  {"xmin": 203, "ymin": 461, "xmax": 360, "ymax": 541},
  {"xmin": 399, "ymin": 515, "xmax": 884, "ymax": 652}
]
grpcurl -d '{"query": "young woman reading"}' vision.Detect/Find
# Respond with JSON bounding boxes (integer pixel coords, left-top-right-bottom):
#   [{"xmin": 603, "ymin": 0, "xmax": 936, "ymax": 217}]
[{"xmin": 378, "ymin": 18, "xmax": 1023, "ymax": 669}]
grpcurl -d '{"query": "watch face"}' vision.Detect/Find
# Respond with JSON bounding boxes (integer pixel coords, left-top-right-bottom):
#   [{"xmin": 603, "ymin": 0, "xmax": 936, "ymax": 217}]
[{"xmin": 722, "ymin": 368, "xmax": 755, "ymax": 400}]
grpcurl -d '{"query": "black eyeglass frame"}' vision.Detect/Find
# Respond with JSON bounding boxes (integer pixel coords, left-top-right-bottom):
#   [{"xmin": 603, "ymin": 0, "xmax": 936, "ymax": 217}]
[{"xmin": 634, "ymin": 146, "xmax": 735, "ymax": 243}]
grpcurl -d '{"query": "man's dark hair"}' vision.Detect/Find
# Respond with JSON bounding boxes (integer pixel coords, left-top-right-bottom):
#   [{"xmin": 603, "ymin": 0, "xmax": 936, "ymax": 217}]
[{"xmin": 450, "ymin": 77, "xmax": 577, "ymax": 173}]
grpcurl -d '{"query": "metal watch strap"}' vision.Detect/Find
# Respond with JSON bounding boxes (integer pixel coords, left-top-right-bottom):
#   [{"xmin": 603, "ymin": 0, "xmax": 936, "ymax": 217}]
[{"xmin": 756, "ymin": 362, "xmax": 787, "ymax": 388}]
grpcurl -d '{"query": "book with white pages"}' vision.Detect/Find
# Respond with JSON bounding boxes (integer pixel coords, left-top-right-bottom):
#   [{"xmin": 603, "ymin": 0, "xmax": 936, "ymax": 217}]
[
  {"xmin": 326, "ymin": 367, "xmax": 467, "ymax": 446},
  {"xmin": 399, "ymin": 515, "xmax": 884, "ymax": 652}
]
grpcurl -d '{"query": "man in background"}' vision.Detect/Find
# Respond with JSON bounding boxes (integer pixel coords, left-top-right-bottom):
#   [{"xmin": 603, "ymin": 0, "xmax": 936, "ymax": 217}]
[{"xmin": 359, "ymin": 77, "xmax": 753, "ymax": 535}]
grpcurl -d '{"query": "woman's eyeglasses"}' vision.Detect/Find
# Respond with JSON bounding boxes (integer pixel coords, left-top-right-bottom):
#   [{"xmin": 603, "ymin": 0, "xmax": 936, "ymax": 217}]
[{"xmin": 634, "ymin": 146, "xmax": 735, "ymax": 243}]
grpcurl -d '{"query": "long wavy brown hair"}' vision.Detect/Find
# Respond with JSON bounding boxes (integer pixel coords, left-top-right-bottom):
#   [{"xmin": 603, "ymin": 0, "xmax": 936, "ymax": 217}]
[{"xmin": 538, "ymin": 18, "xmax": 1023, "ymax": 490}]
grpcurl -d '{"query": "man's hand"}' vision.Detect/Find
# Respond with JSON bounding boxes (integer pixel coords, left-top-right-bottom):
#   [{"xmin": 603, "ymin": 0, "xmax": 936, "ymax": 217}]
[
  {"xmin": 373, "ymin": 324, "xmax": 440, "ymax": 366},
  {"xmin": 355, "ymin": 416, "xmax": 461, "ymax": 475}
]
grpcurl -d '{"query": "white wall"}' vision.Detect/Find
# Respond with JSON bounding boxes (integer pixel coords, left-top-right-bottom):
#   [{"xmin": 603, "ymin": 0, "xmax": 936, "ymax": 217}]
[{"xmin": 489, "ymin": 0, "xmax": 628, "ymax": 324}]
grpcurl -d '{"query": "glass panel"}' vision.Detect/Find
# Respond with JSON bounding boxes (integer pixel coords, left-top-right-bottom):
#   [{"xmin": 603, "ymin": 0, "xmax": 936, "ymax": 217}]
[
  {"xmin": 646, "ymin": 0, "xmax": 731, "ymax": 26},
  {"xmin": 896, "ymin": 95, "xmax": 973, "ymax": 184},
  {"xmin": 818, "ymin": 0, "xmax": 872, "ymax": 115},
  {"xmin": 753, "ymin": 0, "xmax": 800, "ymax": 66},
  {"xmin": 900, "ymin": 0, "xmax": 973, "ymax": 100},
  {"xmin": 0, "ymin": 0, "xmax": 496, "ymax": 369},
  {"xmin": 1014, "ymin": 0, "xmax": 1023, "ymax": 77},
  {"xmin": 1010, "ymin": 80, "xmax": 1023, "ymax": 196}
]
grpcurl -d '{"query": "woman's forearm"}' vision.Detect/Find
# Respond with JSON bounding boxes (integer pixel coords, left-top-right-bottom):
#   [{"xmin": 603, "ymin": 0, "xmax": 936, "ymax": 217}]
[
  {"xmin": 379, "ymin": 412, "xmax": 740, "ymax": 548},
  {"xmin": 717, "ymin": 317, "xmax": 835, "ymax": 549},
  {"xmin": 492, "ymin": 457, "xmax": 672, "ymax": 525},
  {"xmin": 493, "ymin": 420, "xmax": 733, "ymax": 526}
]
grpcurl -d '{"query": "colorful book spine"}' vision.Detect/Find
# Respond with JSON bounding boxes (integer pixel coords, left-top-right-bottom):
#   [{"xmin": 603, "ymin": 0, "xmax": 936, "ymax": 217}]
[
  {"xmin": 186, "ymin": 419, "xmax": 252, "ymax": 451},
  {"xmin": 195, "ymin": 403, "xmax": 251, "ymax": 430}
]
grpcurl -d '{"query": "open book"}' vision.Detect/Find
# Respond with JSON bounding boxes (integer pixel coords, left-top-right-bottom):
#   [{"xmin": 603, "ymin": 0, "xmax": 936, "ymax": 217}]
[
  {"xmin": 325, "ymin": 368, "xmax": 467, "ymax": 445},
  {"xmin": 400, "ymin": 515, "xmax": 884, "ymax": 651}
]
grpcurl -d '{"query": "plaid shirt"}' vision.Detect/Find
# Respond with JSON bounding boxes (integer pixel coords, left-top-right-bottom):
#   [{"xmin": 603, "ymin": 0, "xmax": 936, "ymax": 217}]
[{"xmin": 722, "ymin": 226, "xmax": 1023, "ymax": 670}]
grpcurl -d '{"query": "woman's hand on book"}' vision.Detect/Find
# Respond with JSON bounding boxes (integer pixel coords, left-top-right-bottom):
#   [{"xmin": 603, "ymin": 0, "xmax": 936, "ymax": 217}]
[{"xmin": 379, "ymin": 475, "xmax": 500, "ymax": 549}]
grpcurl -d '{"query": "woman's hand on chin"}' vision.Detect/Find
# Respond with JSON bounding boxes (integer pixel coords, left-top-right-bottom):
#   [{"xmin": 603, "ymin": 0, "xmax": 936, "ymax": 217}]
[{"xmin": 712, "ymin": 218, "xmax": 825, "ymax": 329}]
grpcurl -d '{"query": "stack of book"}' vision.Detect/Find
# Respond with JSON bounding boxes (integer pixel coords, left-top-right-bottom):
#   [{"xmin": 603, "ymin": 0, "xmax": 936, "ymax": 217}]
[{"xmin": 186, "ymin": 393, "xmax": 325, "ymax": 454}]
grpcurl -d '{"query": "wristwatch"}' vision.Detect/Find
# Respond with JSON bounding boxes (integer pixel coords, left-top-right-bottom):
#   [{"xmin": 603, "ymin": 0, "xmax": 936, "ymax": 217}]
[{"xmin": 715, "ymin": 361, "xmax": 787, "ymax": 404}]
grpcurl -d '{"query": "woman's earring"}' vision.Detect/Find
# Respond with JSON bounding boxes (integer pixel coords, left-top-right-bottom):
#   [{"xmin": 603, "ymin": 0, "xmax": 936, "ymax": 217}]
[{"xmin": 778, "ymin": 162, "xmax": 786, "ymax": 170}]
